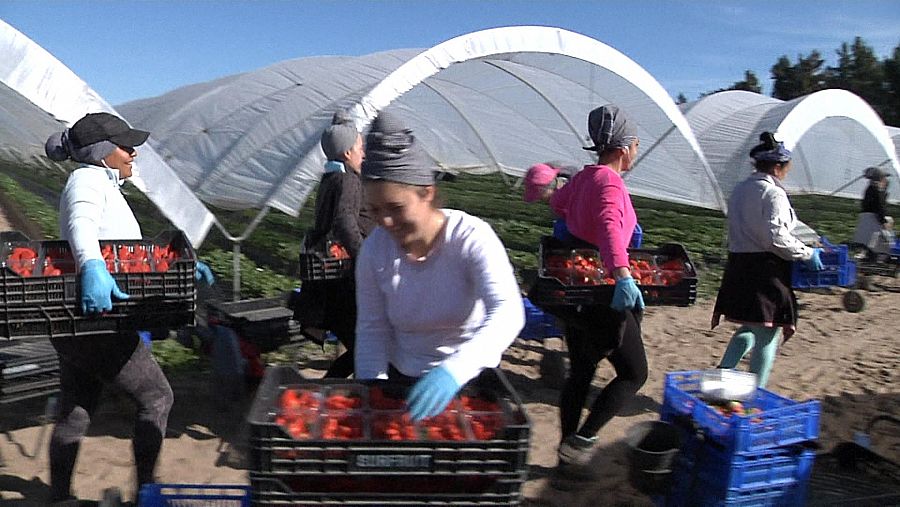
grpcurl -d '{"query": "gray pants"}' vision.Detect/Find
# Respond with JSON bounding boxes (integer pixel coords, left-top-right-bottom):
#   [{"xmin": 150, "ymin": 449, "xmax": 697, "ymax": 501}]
[{"xmin": 48, "ymin": 333, "xmax": 174, "ymax": 501}]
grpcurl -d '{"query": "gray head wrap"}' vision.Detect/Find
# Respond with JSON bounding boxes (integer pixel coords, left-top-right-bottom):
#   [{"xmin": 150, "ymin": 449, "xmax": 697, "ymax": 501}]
[
  {"xmin": 583, "ymin": 104, "xmax": 638, "ymax": 152},
  {"xmin": 362, "ymin": 111, "xmax": 435, "ymax": 186},
  {"xmin": 45, "ymin": 130, "xmax": 117, "ymax": 166},
  {"xmin": 320, "ymin": 110, "xmax": 359, "ymax": 161}
]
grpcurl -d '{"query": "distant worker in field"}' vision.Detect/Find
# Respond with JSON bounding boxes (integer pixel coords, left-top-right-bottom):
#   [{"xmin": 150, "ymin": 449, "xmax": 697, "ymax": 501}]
[
  {"xmin": 523, "ymin": 161, "xmax": 574, "ymax": 240},
  {"xmin": 44, "ymin": 112, "xmax": 214, "ymax": 504},
  {"xmin": 293, "ymin": 110, "xmax": 374, "ymax": 378},
  {"xmin": 852, "ymin": 166, "xmax": 894, "ymax": 258},
  {"xmin": 711, "ymin": 132, "xmax": 824, "ymax": 388},
  {"xmin": 354, "ymin": 110, "xmax": 524, "ymax": 421}
]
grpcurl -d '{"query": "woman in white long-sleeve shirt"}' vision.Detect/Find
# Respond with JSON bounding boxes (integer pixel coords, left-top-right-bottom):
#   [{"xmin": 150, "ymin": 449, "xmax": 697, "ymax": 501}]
[
  {"xmin": 711, "ymin": 132, "xmax": 824, "ymax": 387},
  {"xmin": 354, "ymin": 111, "xmax": 524, "ymax": 421}
]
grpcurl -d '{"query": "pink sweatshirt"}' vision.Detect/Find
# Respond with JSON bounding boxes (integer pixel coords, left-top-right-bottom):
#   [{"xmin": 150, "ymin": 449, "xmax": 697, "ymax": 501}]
[{"xmin": 550, "ymin": 164, "xmax": 637, "ymax": 270}]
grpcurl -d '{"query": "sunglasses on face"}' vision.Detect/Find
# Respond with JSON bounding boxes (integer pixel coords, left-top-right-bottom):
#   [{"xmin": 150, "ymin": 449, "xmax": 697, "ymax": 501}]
[{"xmin": 117, "ymin": 145, "xmax": 135, "ymax": 155}]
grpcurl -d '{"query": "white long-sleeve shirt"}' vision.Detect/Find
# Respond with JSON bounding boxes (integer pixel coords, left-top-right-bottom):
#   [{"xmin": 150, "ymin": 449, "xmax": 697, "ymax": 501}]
[
  {"xmin": 727, "ymin": 172, "xmax": 813, "ymax": 261},
  {"xmin": 59, "ymin": 165, "xmax": 141, "ymax": 267},
  {"xmin": 354, "ymin": 209, "xmax": 525, "ymax": 386}
]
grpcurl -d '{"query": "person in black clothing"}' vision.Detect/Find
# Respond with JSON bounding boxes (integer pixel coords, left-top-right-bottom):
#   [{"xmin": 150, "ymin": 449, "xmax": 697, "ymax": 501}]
[
  {"xmin": 296, "ymin": 111, "xmax": 374, "ymax": 378},
  {"xmin": 852, "ymin": 166, "xmax": 892, "ymax": 254}
]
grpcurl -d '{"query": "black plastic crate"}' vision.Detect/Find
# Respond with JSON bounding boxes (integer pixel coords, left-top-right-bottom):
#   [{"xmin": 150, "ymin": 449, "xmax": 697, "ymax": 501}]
[
  {"xmin": 246, "ymin": 366, "xmax": 530, "ymax": 505},
  {"xmin": 0, "ymin": 231, "xmax": 196, "ymax": 340},
  {"xmin": 206, "ymin": 297, "xmax": 293, "ymax": 352},
  {"xmin": 298, "ymin": 240, "xmax": 353, "ymax": 281},
  {"xmin": 530, "ymin": 236, "xmax": 697, "ymax": 308},
  {"xmin": 0, "ymin": 338, "xmax": 60, "ymax": 404},
  {"xmin": 0, "ymin": 230, "xmax": 196, "ymax": 308},
  {"xmin": 0, "ymin": 300, "xmax": 195, "ymax": 340}
]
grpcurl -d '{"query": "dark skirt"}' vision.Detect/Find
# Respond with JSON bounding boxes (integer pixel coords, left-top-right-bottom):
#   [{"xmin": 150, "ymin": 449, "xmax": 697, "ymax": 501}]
[{"xmin": 712, "ymin": 252, "xmax": 798, "ymax": 335}]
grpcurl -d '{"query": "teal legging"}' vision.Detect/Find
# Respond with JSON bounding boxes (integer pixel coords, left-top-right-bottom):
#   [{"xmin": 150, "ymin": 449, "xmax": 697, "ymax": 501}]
[{"xmin": 718, "ymin": 325, "xmax": 781, "ymax": 388}]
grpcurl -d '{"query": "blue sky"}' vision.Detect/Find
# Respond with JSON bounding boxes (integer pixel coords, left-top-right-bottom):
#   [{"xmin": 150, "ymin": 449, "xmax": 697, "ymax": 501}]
[{"xmin": 3, "ymin": 0, "xmax": 898, "ymax": 105}]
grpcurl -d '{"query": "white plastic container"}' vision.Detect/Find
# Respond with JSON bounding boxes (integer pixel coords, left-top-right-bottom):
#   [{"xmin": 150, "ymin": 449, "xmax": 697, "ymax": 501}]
[{"xmin": 699, "ymin": 368, "xmax": 757, "ymax": 402}]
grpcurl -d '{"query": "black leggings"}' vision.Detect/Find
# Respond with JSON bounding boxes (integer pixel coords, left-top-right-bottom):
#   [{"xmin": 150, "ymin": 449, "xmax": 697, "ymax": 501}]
[
  {"xmin": 48, "ymin": 334, "xmax": 174, "ymax": 501},
  {"xmin": 558, "ymin": 307, "xmax": 648, "ymax": 440}
]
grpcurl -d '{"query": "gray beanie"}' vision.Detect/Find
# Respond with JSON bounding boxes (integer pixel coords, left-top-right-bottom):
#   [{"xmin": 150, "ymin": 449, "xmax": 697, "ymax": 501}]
[
  {"xmin": 583, "ymin": 104, "xmax": 638, "ymax": 152},
  {"xmin": 320, "ymin": 110, "xmax": 359, "ymax": 161},
  {"xmin": 362, "ymin": 111, "xmax": 434, "ymax": 186}
]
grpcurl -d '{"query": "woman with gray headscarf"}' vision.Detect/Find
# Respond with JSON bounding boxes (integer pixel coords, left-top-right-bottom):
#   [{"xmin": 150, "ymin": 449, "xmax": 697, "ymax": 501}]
[
  {"xmin": 353, "ymin": 111, "xmax": 524, "ymax": 421},
  {"xmin": 541, "ymin": 104, "xmax": 649, "ymax": 478},
  {"xmin": 295, "ymin": 110, "xmax": 374, "ymax": 378}
]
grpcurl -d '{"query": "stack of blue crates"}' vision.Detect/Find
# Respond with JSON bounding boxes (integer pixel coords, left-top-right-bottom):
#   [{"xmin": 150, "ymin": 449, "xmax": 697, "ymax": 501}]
[
  {"xmin": 138, "ymin": 484, "xmax": 251, "ymax": 507},
  {"xmin": 519, "ymin": 297, "xmax": 563, "ymax": 339},
  {"xmin": 658, "ymin": 371, "xmax": 820, "ymax": 506},
  {"xmin": 792, "ymin": 238, "xmax": 855, "ymax": 289}
]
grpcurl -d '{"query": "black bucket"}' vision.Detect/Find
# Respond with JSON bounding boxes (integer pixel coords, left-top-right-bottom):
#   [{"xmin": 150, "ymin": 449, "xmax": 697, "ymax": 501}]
[{"xmin": 625, "ymin": 420, "xmax": 682, "ymax": 495}]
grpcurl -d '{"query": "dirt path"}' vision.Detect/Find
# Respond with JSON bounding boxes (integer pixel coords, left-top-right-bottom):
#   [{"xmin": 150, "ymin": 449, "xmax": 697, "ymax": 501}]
[{"xmin": 0, "ymin": 202, "xmax": 11, "ymax": 231}]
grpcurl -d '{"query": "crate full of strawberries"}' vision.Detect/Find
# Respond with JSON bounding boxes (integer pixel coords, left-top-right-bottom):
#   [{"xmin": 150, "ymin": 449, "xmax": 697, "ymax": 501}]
[
  {"xmin": 0, "ymin": 231, "xmax": 196, "ymax": 340},
  {"xmin": 530, "ymin": 235, "xmax": 697, "ymax": 308},
  {"xmin": 247, "ymin": 365, "xmax": 531, "ymax": 505}
]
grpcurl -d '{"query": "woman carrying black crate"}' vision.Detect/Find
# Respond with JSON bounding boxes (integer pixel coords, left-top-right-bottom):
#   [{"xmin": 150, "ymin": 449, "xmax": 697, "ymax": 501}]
[
  {"xmin": 295, "ymin": 110, "xmax": 375, "ymax": 378},
  {"xmin": 711, "ymin": 132, "xmax": 824, "ymax": 388},
  {"xmin": 353, "ymin": 111, "xmax": 524, "ymax": 422},
  {"xmin": 43, "ymin": 112, "xmax": 214, "ymax": 504},
  {"xmin": 529, "ymin": 105, "xmax": 649, "ymax": 478}
]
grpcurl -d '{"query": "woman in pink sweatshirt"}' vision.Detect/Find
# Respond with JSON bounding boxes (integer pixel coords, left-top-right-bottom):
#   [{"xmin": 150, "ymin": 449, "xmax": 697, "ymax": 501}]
[{"xmin": 547, "ymin": 104, "xmax": 648, "ymax": 478}]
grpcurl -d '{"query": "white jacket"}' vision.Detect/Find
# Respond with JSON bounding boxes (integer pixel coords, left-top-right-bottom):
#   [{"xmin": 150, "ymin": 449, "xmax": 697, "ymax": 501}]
[
  {"xmin": 59, "ymin": 165, "xmax": 141, "ymax": 267},
  {"xmin": 727, "ymin": 172, "xmax": 813, "ymax": 261}
]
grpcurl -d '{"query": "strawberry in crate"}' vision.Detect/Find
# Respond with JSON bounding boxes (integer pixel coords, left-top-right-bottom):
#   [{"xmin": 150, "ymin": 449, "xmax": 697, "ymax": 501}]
[
  {"xmin": 43, "ymin": 246, "xmax": 76, "ymax": 275},
  {"xmin": 371, "ymin": 411, "xmax": 418, "ymax": 441},
  {"xmin": 152, "ymin": 243, "xmax": 181, "ymax": 273},
  {"xmin": 6, "ymin": 246, "xmax": 38, "ymax": 277},
  {"xmin": 419, "ymin": 408, "xmax": 467, "ymax": 441},
  {"xmin": 118, "ymin": 244, "xmax": 152, "ymax": 273}
]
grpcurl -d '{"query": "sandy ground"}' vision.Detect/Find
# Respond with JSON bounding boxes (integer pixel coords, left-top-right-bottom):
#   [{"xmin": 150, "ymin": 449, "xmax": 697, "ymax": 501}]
[
  {"xmin": 2, "ymin": 279, "xmax": 898, "ymax": 506},
  {"xmin": 0, "ymin": 205, "xmax": 10, "ymax": 232},
  {"xmin": 0, "ymin": 198, "xmax": 897, "ymax": 506}
]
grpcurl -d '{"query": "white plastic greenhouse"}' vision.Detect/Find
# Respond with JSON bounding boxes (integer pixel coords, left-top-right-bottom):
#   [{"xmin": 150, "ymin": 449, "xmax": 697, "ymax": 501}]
[{"xmin": 3, "ymin": 21, "xmax": 899, "ymax": 299}]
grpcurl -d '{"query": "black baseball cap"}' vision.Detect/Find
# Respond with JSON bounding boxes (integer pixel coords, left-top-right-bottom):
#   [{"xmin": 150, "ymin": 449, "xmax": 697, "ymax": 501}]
[{"xmin": 68, "ymin": 112, "xmax": 150, "ymax": 149}]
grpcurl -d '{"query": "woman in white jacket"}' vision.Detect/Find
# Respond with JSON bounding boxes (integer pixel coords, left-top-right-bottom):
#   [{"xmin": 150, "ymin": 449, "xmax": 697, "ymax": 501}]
[
  {"xmin": 711, "ymin": 132, "xmax": 824, "ymax": 388},
  {"xmin": 44, "ymin": 112, "xmax": 212, "ymax": 504}
]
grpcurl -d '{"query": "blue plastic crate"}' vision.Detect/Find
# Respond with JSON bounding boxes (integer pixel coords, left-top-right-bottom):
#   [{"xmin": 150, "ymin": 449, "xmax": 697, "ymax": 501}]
[
  {"xmin": 792, "ymin": 261, "xmax": 855, "ymax": 288},
  {"xmin": 520, "ymin": 297, "xmax": 563, "ymax": 339},
  {"xmin": 660, "ymin": 444, "xmax": 813, "ymax": 507},
  {"xmin": 661, "ymin": 371, "xmax": 819, "ymax": 454},
  {"xmin": 138, "ymin": 484, "xmax": 251, "ymax": 507},
  {"xmin": 694, "ymin": 444, "xmax": 815, "ymax": 492}
]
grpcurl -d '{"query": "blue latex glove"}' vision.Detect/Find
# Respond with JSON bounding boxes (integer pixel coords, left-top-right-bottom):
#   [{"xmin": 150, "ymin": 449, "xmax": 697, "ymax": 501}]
[
  {"xmin": 610, "ymin": 276, "xmax": 645, "ymax": 312},
  {"xmin": 195, "ymin": 261, "xmax": 215, "ymax": 286},
  {"xmin": 407, "ymin": 366, "xmax": 461, "ymax": 421},
  {"xmin": 80, "ymin": 259, "xmax": 129, "ymax": 314},
  {"xmin": 805, "ymin": 248, "xmax": 825, "ymax": 271}
]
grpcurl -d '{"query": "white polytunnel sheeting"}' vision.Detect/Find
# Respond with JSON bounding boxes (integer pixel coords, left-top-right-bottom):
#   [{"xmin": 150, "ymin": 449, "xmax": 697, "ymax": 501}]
[
  {"xmin": 0, "ymin": 19, "xmax": 216, "ymax": 247},
  {"xmin": 684, "ymin": 89, "xmax": 900, "ymax": 206},
  {"xmin": 117, "ymin": 26, "xmax": 726, "ymax": 216},
  {"xmin": 0, "ymin": 81, "xmax": 65, "ymax": 166}
]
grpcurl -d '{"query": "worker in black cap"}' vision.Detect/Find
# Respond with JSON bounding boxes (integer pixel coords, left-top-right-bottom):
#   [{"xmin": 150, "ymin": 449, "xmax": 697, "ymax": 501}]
[{"xmin": 44, "ymin": 112, "xmax": 214, "ymax": 504}]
